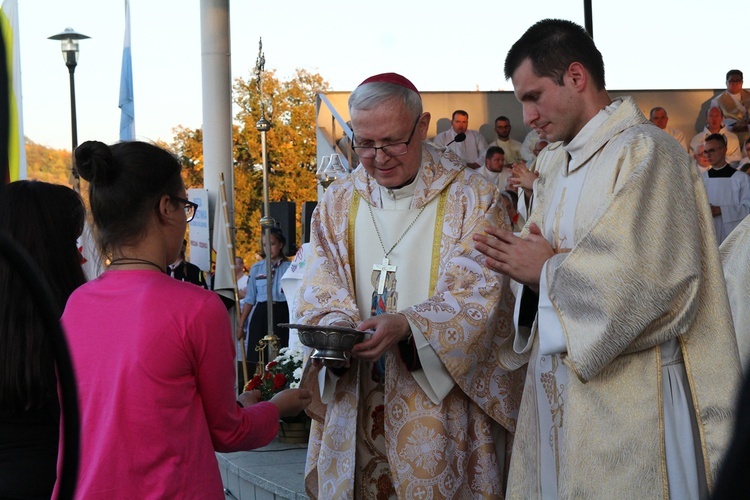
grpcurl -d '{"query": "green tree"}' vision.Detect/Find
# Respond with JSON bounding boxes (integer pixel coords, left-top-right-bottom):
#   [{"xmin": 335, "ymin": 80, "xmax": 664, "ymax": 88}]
[{"xmin": 172, "ymin": 69, "xmax": 328, "ymax": 261}]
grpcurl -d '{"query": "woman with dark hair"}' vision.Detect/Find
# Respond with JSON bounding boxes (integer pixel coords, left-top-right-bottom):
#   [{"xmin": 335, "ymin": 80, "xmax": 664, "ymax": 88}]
[
  {"xmin": 0, "ymin": 180, "xmax": 86, "ymax": 498},
  {"xmin": 238, "ymin": 227, "xmax": 292, "ymax": 376},
  {"xmin": 61, "ymin": 141, "xmax": 310, "ymax": 497}
]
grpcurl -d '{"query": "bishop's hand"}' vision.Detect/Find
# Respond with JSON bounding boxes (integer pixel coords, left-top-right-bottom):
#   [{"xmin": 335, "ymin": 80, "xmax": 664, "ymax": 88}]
[{"xmin": 352, "ymin": 313, "xmax": 411, "ymax": 362}]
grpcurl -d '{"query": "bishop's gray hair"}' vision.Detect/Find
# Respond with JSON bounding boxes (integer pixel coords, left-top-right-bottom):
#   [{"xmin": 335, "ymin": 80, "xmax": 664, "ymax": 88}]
[{"xmin": 348, "ymin": 82, "xmax": 422, "ymax": 120}]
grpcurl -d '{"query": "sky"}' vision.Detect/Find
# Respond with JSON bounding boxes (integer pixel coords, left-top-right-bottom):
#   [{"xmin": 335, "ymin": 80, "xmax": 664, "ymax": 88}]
[{"xmin": 14, "ymin": 0, "xmax": 745, "ymax": 151}]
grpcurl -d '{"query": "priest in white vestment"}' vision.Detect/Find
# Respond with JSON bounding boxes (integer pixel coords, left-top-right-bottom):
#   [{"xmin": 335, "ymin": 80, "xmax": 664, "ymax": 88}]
[
  {"xmin": 720, "ymin": 215, "xmax": 750, "ymax": 372},
  {"xmin": 711, "ymin": 69, "xmax": 750, "ymax": 146},
  {"xmin": 297, "ymin": 73, "xmax": 526, "ymax": 499},
  {"xmin": 474, "ymin": 20, "xmax": 740, "ymax": 499},
  {"xmin": 431, "ymin": 110, "xmax": 489, "ymax": 169},
  {"xmin": 689, "ymin": 106, "xmax": 742, "ymax": 166},
  {"xmin": 477, "ymin": 145, "xmax": 512, "ymax": 192},
  {"xmin": 649, "ymin": 106, "xmax": 688, "ymax": 151},
  {"xmin": 488, "ymin": 116, "xmax": 525, "ymax": 165},
  {"xmin": 701, "ymin": 132, "xmax": 750, "ymax": 244}
]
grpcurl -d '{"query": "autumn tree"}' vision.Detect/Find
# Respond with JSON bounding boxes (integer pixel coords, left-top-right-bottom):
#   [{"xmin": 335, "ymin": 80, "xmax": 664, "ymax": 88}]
[
  {"xmin": 172, "ymin": 69, "xmax": 329, "ymax": 261},
  {"xmin": 25, "ymin": 139, "xmax": 73, "ymax": 187},
  {"xmin": 169, "ymin": 127, "xmax": 204, "ymax": 190}
]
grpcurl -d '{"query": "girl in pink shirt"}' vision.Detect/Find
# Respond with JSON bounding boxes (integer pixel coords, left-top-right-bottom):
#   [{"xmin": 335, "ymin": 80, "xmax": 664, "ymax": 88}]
[{"xmin": 62, "ymin": 141, "xmax": 310, "ymax": 498}]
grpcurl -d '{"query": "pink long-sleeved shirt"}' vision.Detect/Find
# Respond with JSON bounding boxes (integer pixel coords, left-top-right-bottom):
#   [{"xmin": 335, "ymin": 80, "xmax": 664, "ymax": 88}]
[{"xmin": 61, "ymin": 270, "xmax": 278, "ymax": 498}]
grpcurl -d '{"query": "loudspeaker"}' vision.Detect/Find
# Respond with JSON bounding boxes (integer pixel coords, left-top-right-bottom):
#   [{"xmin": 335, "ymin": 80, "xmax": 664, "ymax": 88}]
[
  {"xmin": 266, "ymin": 201, "xmax": 296, "ymax": 257},
  {"xmin": 302, "ymin": 201, "xmax": 317, "ymax": 244}
]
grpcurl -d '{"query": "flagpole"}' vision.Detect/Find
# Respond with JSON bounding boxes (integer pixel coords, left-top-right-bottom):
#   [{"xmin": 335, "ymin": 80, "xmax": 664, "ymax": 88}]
[{"xmin": 219, "ymin": 173, "xmax": 248, "ymax": 387}]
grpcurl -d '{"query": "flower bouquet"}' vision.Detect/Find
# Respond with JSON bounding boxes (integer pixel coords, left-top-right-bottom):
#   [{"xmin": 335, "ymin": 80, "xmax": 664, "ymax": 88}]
[
  {"xmin": 243, "ymin": 345, "xmax": 305, "ymax": 401},
  {"xmin": 243, "ymin": 345, "xmax": 310, "ymax": 441}
]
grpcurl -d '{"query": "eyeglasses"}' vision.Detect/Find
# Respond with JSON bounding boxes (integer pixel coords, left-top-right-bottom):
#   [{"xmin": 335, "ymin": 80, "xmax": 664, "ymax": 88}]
[
  {"xmin": 352, "ymin": 115, "xmax": 421, "ymax": 159},
  {"xmin": 728, "ymin": 79, "xmax": 743, "ymax": 84},
  {"xmin": 174, "ymin": 196, "xmax": 199, "ymax": 222}
]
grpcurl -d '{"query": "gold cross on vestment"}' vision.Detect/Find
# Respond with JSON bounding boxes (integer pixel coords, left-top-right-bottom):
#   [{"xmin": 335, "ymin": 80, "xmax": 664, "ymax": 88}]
[{"xmin": 373, "ymin": 257, "xmax": 397, "ymax": 294}]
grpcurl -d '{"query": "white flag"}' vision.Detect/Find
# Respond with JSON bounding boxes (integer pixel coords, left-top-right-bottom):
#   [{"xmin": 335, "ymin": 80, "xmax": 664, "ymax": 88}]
[{"xmin": 212, "ymin": 174, "xmax": 236, "ymax": 303}]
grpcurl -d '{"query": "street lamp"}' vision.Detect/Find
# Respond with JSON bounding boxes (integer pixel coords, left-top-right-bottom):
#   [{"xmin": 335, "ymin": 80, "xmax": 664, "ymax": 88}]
[{"xmin": 48, "ymin": 27, "xmax": 90, "ymax": 178}]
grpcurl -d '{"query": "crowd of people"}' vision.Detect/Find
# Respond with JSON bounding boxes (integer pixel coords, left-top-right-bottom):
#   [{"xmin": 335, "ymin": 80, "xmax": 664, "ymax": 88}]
[
  {"xmin": 3, "ymin": 16, "xmax": 750, "ymax": 500},
  {"xmin": 431, "ymin": 75, "xmax": 750, "ymax": 248}
]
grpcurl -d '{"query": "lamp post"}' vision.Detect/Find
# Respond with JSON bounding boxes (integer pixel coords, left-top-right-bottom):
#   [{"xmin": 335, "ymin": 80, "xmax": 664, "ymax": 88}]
[{"xmin": 48, "ymin": 27, "xmax": 89, "ymax": 180}]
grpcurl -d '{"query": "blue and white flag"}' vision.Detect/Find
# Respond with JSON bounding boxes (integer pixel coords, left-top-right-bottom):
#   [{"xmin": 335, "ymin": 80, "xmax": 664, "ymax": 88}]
[{"xmin": 118, "ymin": 0, "xmax": 135, "ymax": 141}]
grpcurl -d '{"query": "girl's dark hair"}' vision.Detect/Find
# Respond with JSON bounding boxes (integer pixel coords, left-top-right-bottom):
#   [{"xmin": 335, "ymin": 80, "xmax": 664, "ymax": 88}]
[
  {"xmin": 0, "ymin": 180, "xmax": 87, "ymax": 413},
  {"xmin": 74, "ymin": 140, "xmax": 183, "ymax": 257}
]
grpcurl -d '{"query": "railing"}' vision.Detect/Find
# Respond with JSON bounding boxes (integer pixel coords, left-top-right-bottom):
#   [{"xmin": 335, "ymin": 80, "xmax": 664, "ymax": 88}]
[{"xmin": 316, "ymin": 93, "xmax": 354, "ymax": 172}]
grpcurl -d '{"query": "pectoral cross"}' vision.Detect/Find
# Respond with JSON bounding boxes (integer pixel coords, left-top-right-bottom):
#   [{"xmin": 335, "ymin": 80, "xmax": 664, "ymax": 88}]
[{"xmin": 373, "ymin": 257, "xmax": 397, "ymax": 294}]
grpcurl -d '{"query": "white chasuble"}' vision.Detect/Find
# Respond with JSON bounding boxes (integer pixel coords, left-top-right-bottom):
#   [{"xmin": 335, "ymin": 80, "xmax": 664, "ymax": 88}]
[
  {"xmin": 524, "ymin": 102, "xmax": 703, "ymax": 499},
  {"xmin": 720, "ymin": 214, "xmax": 750, "ymax": 372}
]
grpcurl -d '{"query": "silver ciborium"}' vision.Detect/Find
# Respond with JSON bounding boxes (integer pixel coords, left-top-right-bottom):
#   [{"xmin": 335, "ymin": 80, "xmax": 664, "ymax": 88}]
[{"xmin": 280, "ymin": 323, "xmax": 367, "ymax": 362}]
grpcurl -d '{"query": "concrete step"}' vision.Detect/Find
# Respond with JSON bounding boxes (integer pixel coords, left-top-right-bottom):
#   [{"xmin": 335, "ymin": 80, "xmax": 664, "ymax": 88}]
[{"xmin": 218, "ymin": 437, "xmax": 309, "ymax": 500}]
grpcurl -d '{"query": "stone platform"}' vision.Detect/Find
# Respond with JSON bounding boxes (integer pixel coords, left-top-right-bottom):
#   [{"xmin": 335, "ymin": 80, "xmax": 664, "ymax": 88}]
[{"xmin": 218, "ymin": 437, "xmax": 309, "ymax": 500}]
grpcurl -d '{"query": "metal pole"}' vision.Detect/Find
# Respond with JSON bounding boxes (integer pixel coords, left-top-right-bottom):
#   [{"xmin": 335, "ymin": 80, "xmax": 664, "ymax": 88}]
[
  {"xmin": 254, "ymin": 39, "xmax": 279, "ymax": 370},
  {"xmin": 66, "ymin": 58, "xmax": 79, "ymax": 181},
  {"xmin": 259, "ymin": 125, "xmax": 275, "ymax": 346},
  {"xmin": 49, "ymin": 29, "xmax": 89, "ymax": 183},
  {"xmin": 583, "ymin": 0, "xmax": 593, "ymax": 39},
  {"xmin": 68, "ymin": 67, "xmax": 78, "ymax": 150}
]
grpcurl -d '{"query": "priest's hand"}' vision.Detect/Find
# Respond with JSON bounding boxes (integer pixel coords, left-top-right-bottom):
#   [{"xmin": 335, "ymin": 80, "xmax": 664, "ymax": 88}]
[
  {"xmin": 352, "ymin": 313, "xmax": 411, "ymax": 362},
  {"xmin": 473, "ymin": 222, "xmax": 554, "ymax": 294},
  {"xmin": 510, "ymin": 162, "xmax": 537, "ymax": 192}
]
